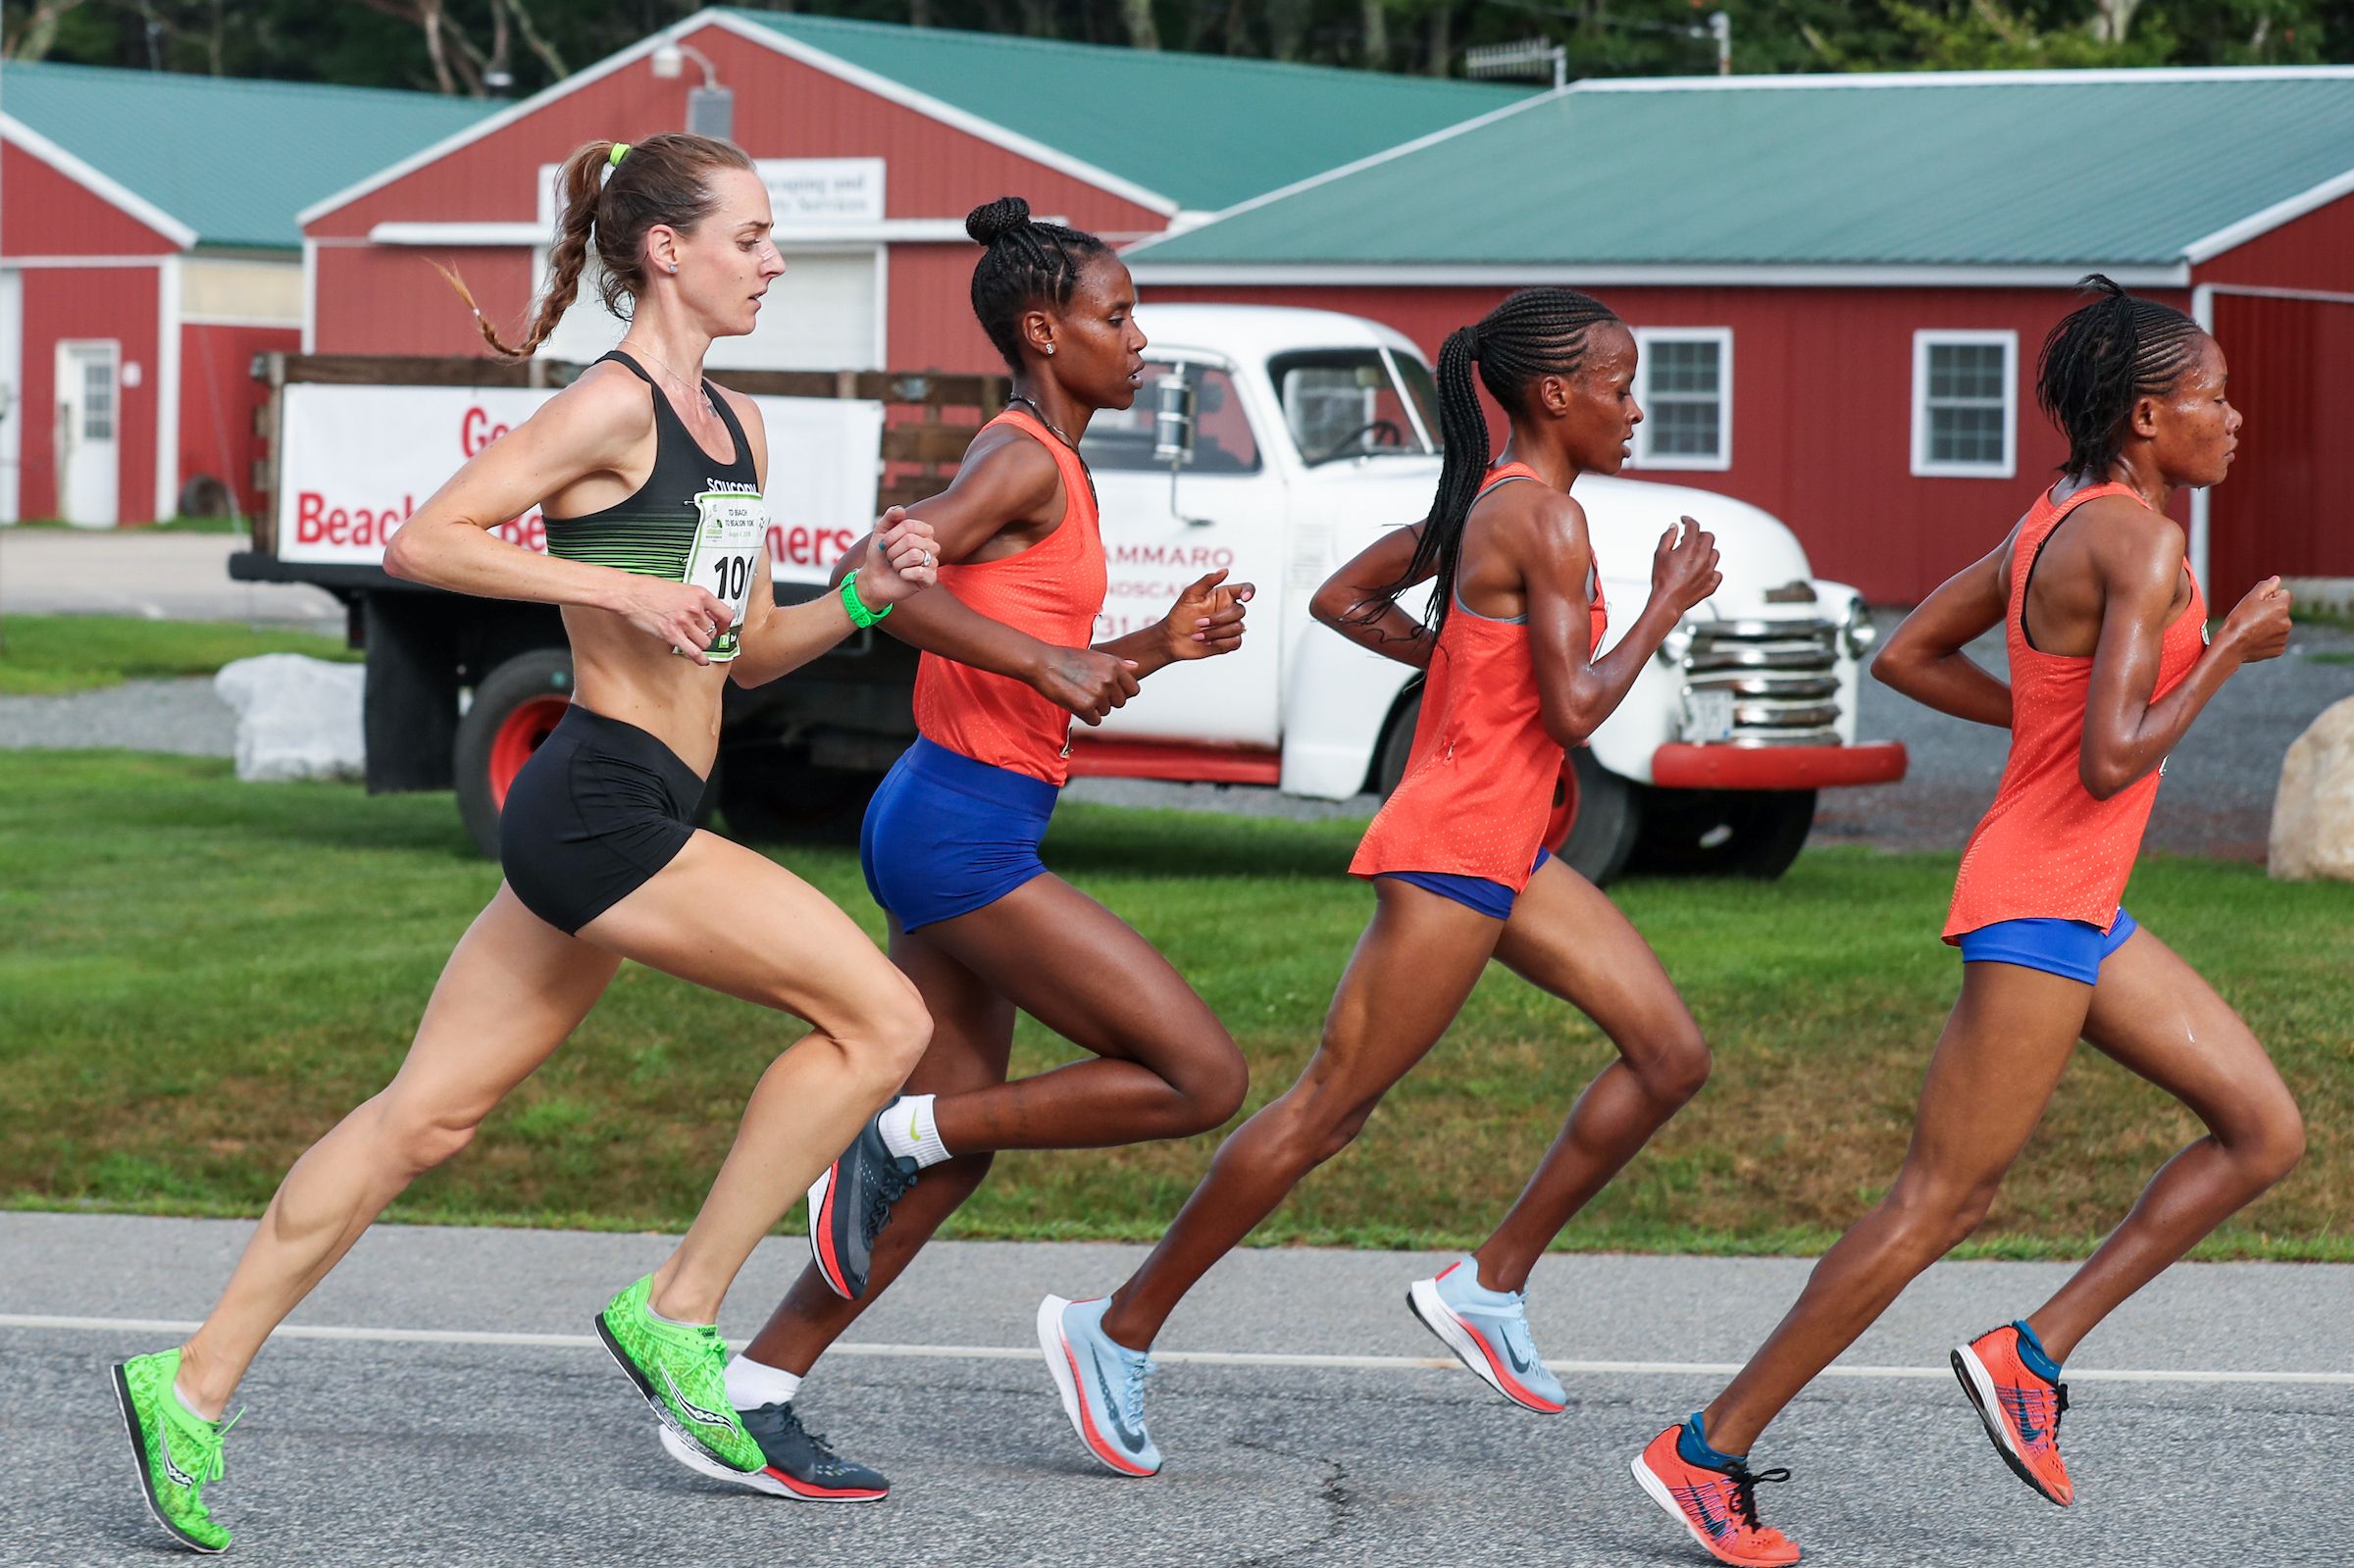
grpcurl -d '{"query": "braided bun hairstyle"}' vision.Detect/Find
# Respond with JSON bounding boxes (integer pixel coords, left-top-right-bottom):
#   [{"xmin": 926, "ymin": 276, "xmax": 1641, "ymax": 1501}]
[
  {"xmin": 439, "ymin": 132, "xmax": 755, "ymax": 358},
  {"xmin": 965, "ymin": 195, "xmax": 1112, "ymax": 369},
  {"xmin": 1373, "ymin": 286, "xmax": 1621, "ymax": 632},
  {"xmin": 2036, "ymin": 274, "xmax": 2208, "ymax": 479}
]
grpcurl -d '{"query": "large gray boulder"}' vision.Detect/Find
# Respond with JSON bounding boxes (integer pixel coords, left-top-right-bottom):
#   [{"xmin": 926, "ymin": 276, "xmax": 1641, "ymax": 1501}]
[
  {"xmin": 2269, "ymin": 694, "xmax": 2354, "ymax": 882},
  {"xmin": 214, "ymin": 653, "xmax": 365, "ymax": 783}
]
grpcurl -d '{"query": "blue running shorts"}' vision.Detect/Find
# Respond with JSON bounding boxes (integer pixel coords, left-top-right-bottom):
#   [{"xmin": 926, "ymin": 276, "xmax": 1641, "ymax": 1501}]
[
  {"xmin": 1956, "ymin": 908, "xmax": 2138, "ymax": 985},
  {"xmin": 1376, "ymin": 848, "xmax": 1553, "ymax": 922},
  {"xmin": 860, "ymin": 736, "xmax": 1058, "ymax": 931}
]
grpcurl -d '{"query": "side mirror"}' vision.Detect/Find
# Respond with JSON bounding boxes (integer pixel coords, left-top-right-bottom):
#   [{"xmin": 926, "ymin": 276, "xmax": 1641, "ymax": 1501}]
[{"xmin": 1151, "ymin": 373, "xmax": 1196, "ymax": 466}]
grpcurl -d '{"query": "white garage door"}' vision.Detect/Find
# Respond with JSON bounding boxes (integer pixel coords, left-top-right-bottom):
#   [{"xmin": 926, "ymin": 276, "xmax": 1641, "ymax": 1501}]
[{"xmin": 538, "ymin": 248, "xmax": 882, "ymax": 373}]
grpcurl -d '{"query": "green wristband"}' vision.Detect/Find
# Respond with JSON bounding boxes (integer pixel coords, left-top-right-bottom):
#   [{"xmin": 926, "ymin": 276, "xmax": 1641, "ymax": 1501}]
[{"xmin": 841, "ymin": 570, "xmax": 892, "ymax": 629}]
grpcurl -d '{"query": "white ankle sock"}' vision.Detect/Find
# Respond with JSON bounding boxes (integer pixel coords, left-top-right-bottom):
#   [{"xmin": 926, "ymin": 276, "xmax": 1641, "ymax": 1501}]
[
  {"xmin": 878, "ymin": 1093, "xmax": 951, "ymax": 1168},
  {"xmin": 724, "ymin": 1353, "xmax": 803, "ymax": 1410}
]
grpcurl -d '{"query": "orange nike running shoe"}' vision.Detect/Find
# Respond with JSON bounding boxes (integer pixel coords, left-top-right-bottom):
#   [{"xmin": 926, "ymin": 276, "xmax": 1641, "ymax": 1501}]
[
  {"xmin": 1632, "ymin": 1423, "xmax": 1801, "ymax": 1566},
  {"xmin": 1952, "ymin": 1323, "xmax": 2073, "ymax": 1506}
]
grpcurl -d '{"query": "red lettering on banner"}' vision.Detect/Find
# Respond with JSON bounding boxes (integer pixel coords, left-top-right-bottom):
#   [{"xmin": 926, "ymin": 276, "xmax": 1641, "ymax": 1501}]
[
  {"xmin": 1109, "ymin": 543, "xmax": 1234, "ymax": 570},
  {"xmin": 493, "ymin": 511, "xmax": 547, "ymax": 553},
  {"xmin": 461, "ymin": 406, "xmax": 512, "ymax": 457},
  {"xmin": 767, "ymin": 522, "xmax": 857, "ymax": 568},
  {"xmin": 293, "ymin": 492, "xmax": 425, "ymax": 549}
]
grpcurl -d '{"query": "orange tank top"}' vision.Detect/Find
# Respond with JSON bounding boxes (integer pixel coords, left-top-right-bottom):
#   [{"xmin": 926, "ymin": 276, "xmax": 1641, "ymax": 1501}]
[
  {"xmin": 1351, "ymin": 463, "xmax": 1608, "ymax": 889},
  {"xmin": 1944, "ymin": 481, "xmax": 2208, "ymax": 940},
  {"xmin": 910, "ymin": 408, "xmax": 1108, "ymax": 786}
]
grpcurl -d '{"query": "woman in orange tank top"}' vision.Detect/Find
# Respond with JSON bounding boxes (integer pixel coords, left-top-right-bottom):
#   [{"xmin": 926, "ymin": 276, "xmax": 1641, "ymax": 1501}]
[
  {"xmin": 1026, "ymin": 287, "xmax": 1724, "ymax": 1476},
  {"xmin": 686, "ymin": 198, "xmax": 1254, "ymax": 1496},
  {"xmin": 1634, "ymin": 278, "xmax": 2302, "ymax": 1566}
]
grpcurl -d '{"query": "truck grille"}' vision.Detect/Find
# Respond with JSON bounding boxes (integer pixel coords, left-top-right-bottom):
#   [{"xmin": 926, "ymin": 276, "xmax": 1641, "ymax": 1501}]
[{"xmin": 1681, "ymin": 618, "xmax": 1843, "ymax": 746}]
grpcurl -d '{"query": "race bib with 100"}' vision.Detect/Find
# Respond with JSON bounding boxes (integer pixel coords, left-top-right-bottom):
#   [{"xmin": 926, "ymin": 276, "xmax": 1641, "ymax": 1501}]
[{"xmin": 683, "ymin": 490, "xmax": 768, "ymax": 661}]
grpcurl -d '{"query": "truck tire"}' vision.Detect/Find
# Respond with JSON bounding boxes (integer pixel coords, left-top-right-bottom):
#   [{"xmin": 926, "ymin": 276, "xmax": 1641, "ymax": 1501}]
[
  {"xmin": 717, "ymin": 743, "xmax": 877, "ymax": 843},
  {"xmin": 453, "ymin": 650, "xmax": 719, "ymax": 859},
  {"xmin": 1371, "ymin": 687, "xmax": 1642, "ymax": 886},
  {"xmin": 1369, "ymin": 680, "xmax": 1425, "ymax": 797},
  {"xmin": 1631, "ymin": 787, "xmax": 1817, "ymax": 880}
]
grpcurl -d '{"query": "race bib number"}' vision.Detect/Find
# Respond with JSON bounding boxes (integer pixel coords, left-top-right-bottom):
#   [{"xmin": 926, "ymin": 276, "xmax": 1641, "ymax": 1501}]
[{"xmin": 682, "ymin": 490, "xmax": 768, "ymax": 662}]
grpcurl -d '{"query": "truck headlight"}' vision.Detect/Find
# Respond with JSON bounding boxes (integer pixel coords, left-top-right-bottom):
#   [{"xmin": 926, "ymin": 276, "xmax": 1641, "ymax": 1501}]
[{"xmin": 1840, "ymin": 593, "xmax": 1877, "ymax": 659}]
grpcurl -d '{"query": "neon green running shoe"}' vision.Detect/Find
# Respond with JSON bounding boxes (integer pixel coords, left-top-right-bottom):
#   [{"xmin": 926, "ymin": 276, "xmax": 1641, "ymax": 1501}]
[
  {"xmin": 111, "ymin": 1348, "xmax": 238, "ymax": 1554},
  {"xmin": 594, "ymin": 1275, "xmax": 761, "ymax": 1473}
]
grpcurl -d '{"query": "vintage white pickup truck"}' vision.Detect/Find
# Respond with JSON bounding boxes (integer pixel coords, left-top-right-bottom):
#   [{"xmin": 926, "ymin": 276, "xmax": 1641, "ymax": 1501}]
[{"xmin": 230, "ymin": 302, "xmax": 1903, "ymax": 880}]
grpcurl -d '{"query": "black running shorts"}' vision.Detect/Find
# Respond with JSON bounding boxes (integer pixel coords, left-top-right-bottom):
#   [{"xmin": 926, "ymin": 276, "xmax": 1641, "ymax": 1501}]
[{"xmin": 500, "ymin": 705, "xmax": 703, "ymax": 935}]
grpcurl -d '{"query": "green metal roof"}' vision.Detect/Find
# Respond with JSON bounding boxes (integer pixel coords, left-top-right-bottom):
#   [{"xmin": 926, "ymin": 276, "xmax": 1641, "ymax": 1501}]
[
  {"xmin": 1128, "ymin": 71, "xmax": 2354, "ymax": 269},
  {"xmin": 722, "ymin": 8, "xmax": 1528, "ymax": 213},
  {"xmin": 0, "ymin": 61, "xmax": 494, "ymax": 250}
]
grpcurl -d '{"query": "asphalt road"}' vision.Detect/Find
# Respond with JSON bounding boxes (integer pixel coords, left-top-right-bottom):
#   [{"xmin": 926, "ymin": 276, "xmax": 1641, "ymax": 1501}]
[{"xmin": 4, "ymin": 1215, "xmax": 2345, "ymax": 1567}]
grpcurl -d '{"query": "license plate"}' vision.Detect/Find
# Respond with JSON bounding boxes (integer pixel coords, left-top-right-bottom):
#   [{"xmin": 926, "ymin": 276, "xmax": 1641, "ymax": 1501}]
[{"xmin": 1681, "ymin": 687, "xmax": 1734, "ymax": 743}]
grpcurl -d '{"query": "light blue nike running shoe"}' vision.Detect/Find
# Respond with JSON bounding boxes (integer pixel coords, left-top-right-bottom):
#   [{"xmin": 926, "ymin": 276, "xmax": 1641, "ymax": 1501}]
[
  {"xmin": 1038, "ymin": 1294, "xmax": 1161, "ymax": 1476},
  {"xmin": 1407, "ymin": 1254, "xmax": 1567, "ymax": 1413}
]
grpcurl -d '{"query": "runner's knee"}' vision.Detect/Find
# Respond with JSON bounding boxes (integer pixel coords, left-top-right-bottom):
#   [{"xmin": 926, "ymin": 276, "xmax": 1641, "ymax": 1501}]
[
  {"xmin": 2235, "ymin": 1096, "xmax": 2305, "ymax": 1189},
  {"xmin": 368, "ymin": 1092, "xmax": 483, "ymax": 1175},
  {"xmin": 836, "ymin": 970, "xmax": 933, "ymax": 1088},
  {"xmin": 1170, "ymin": 1036, "xmax": 1249, "ymax": 1135},
  {"xmin": 1634, "ymin": 1023, "xmax": 1712, "ymax": 1107},
  {"xmin": 1886, "ymin": 1174, "xmax": 1998, "ymax": 1257}
]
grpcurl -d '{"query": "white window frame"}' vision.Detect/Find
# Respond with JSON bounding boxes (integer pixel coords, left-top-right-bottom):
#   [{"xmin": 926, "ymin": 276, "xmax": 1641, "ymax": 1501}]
[
  {"xmin": 1631, "ymin": 326, "xmax": 1732, "ymax": 471},
  {"xmin": 1912, "ymin": 329, "xmax": 2018, "ymax": 479}
]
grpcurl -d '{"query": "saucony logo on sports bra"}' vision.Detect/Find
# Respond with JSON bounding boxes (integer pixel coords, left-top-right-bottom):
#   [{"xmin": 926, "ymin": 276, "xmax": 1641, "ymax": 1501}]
[{"xmin": 702, "ymin": 478, "xmax": 760, "ymax": 496}]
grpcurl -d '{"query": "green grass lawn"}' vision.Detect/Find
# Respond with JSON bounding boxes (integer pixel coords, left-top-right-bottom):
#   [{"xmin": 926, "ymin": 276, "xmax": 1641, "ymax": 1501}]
[
  {"xmin": 0, "ymin": 615, "xmax": 356, "ymax": 695},
  {"xmin": 2, "ymin": 750, "xmax": 2348, "ymax": 1260}
]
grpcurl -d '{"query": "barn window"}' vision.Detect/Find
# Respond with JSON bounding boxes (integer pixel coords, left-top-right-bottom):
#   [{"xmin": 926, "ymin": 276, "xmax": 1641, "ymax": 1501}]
[
  {"xmin": 1632, "ymin": 328, "xmax": 1730, "ymax": 470},
  {"xmin": 1913, "ymin": 330, "xmax": 2017, "ymax": 479}
]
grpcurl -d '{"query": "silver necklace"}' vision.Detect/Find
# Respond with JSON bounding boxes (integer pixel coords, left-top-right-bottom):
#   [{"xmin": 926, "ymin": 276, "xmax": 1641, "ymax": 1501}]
[
  {"xmin": 1007, "ymin": 393, "xmax": 1097, "ymax": 508},
  {"xmin": 1008, "ymin": 393, "xmax": 1078, "ymax": 449},
  {"xmin": 620, "ymin": 340, "xmax": 717, "ymax": 418}
]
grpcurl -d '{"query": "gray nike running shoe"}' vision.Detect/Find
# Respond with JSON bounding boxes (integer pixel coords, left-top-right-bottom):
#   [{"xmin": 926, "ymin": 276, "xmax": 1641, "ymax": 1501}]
[
  {"xmin": 806, "ymin": 1099, "xmax": 919, "ymax": 1299},
  {"xmin": 1039, "ymin": 1294, "xmax": 1161, "ymax": 1477},
  {"xmin": 657, "ymin": 1400, "xmax": 890, "ymax": 1502}
]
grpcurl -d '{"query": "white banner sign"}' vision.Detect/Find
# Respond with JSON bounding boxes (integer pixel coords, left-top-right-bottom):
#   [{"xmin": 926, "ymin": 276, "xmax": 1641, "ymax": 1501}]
[{"xmin": 273, "ymin": 382, "xmax": 884, "ymax": 585}]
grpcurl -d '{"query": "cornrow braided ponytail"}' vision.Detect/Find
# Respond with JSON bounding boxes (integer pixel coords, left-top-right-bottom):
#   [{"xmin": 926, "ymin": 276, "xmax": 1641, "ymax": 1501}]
[
  {"xmin": 965, "ymin": 195, "xmax": 1112, "ymax": 369},
  {"xmin": 1370, "ymin": 286, "xmax": 1620, "ymax": 632},
  {"xmin": 2036, "ymin": 273, "xmax": 2207, "ymax": 479}
]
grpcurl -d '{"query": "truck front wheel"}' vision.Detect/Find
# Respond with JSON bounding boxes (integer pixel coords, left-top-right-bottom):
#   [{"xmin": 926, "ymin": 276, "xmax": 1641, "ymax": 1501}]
[
  {"xmin": 1630, "ymin": 787, "xmax": 1817, "ymax": 880},
  {"xmin": 1554, "ymin": 748, "xmax": 1642, "ymax": 885},
  {"xmin": 453, "ymin": 650, "xmax": 719, "ymax": 859}
]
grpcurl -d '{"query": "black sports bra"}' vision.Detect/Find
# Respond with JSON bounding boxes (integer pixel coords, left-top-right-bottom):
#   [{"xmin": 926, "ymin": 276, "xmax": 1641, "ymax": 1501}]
[{"xmin": 542, "ymin": 349, "xmax": 759, "ymax": 579}]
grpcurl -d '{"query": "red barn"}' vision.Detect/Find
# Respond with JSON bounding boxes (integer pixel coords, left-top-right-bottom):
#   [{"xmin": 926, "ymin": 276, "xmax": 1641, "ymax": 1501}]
[
  {"xmin": 297, "ymin": 8, "xmax": 1520, "ymax": 376},
  {"xmin": 1127, "ymin": 68, "xmax": 2354, "ymax": 604},
  {"xmin": 0, "ymin": 64, "xmax": 488, "ymax": 526}
]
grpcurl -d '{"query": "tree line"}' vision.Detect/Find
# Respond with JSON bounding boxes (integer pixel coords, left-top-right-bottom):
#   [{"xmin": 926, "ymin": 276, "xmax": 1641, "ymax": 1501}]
[{"xmin": 2, "ymin": 0, "xmax": 2342, "ymax": 97}]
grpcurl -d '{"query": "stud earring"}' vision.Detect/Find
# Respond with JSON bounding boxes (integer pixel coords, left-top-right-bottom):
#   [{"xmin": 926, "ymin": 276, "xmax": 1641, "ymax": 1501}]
[
  {"xmin": 1046, "ymin": 343, "xmax": 1056, "ymax": 357},
  {"xmin": 667, "ymin": 264, "xmax": 678, "ymax": 275}
]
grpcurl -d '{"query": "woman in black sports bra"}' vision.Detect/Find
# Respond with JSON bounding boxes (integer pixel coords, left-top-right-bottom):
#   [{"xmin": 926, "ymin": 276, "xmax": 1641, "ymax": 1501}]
[{"xmin": 110, "ymin": 132, "xmax": 940, "ymax": 1551}]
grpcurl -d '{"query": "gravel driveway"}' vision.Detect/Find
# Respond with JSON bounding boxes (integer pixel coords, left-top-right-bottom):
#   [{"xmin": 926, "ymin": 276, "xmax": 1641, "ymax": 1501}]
[{"xmin": 4, "ymin": 618, "xmax": 2347, "ymax": 859}]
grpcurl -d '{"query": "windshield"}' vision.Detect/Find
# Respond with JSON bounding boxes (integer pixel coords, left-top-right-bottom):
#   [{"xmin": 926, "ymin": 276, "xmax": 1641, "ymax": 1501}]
[{"xmin": 1270, "ymin": 348, "xmax": 1439, "ymax": 465}]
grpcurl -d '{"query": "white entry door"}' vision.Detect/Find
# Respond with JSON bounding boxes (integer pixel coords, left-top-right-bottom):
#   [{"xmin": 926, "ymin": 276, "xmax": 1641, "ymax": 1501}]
[
  {"xmin": 56, "ymin": 339, "xmax": 120, "ymax": 527},
  {"xmin": 0, "ymin": 270, "xmax": 21, "ymax": 522}
]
